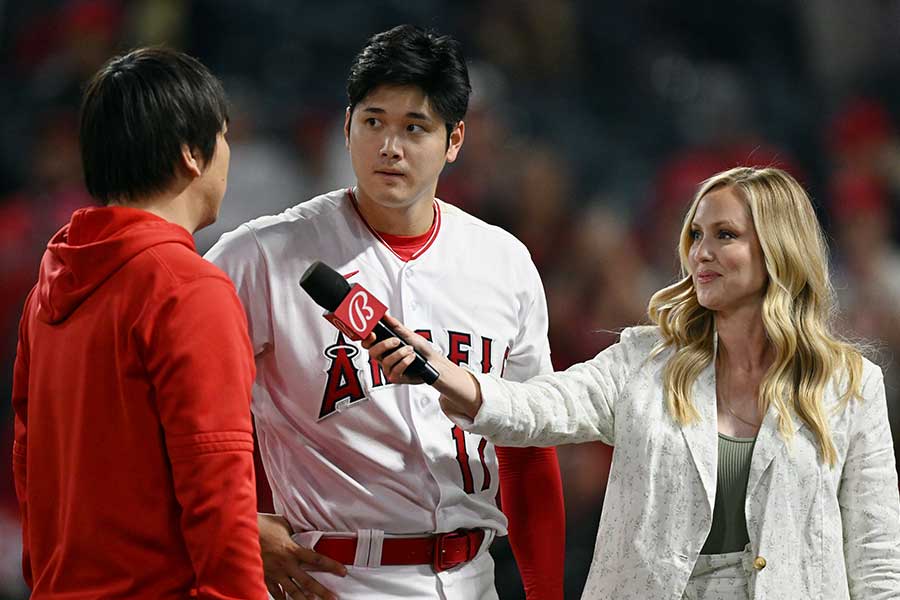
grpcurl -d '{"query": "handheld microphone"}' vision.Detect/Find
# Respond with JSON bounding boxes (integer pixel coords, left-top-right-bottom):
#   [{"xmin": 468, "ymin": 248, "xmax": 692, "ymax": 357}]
[{"xmin": 299, "ymin": 261, "xmax": 440, "ymax": 384}]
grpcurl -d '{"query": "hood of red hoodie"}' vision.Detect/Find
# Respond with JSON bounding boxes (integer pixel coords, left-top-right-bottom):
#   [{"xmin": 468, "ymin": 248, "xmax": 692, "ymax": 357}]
[{"xmin": 37, "ymin": 206, "xmax": 196, "ymax": 324}]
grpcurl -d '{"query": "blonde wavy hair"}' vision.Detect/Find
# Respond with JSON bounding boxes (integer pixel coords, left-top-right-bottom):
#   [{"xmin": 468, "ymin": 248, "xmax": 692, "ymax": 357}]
[{"xmin": 647, "ymin": 166, "xmax": 863, "ymax": 465}]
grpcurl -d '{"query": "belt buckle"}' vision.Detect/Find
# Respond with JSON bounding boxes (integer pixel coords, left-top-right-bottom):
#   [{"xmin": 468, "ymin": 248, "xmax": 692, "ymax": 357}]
[{"xmin": 431, "ymin": 529, "xmax": 473, "ymax": 573}]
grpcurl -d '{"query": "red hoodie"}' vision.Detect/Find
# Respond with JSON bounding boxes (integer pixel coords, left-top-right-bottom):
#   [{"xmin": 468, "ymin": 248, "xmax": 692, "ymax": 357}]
[{"xmin": 11, "ymin": 207, "xmax": 266, "ymax": 599}]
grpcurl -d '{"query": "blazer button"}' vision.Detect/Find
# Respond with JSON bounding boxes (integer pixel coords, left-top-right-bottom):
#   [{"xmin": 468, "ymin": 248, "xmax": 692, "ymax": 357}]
[{"xmin": 753, "ymin": 556, "xmax": 767, "ymax": 570}]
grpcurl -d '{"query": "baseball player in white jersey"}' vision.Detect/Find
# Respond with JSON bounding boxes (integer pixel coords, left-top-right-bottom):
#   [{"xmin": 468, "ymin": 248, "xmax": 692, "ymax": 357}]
[{"xmin": 206, "ymin": 25, "xmax": 565, "ymax": 600}]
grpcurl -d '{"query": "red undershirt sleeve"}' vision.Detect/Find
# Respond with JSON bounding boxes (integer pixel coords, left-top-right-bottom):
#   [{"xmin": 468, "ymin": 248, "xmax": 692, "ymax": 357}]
[
  {"xmin": 497, "ymin": 445, "xmax": 565, "ymax": 600},
  {"xmin": 142, "ymin": 276, "xmax": 266, "ymax": 599}
]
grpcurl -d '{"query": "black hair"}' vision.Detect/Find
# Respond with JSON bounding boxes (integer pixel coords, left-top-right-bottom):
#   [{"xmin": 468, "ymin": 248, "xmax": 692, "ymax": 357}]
[
  {"xmin": 347, "ymin": 25, "xmax": 471, "ymax": 143},
  {"xmin": 79, "ymin": 47, "xmax": 228, "ymax": 205}
]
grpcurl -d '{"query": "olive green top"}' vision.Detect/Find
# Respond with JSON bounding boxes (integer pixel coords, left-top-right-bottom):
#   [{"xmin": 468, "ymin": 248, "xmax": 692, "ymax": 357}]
[{"xmin": 700, "ymin": 433, "xmax": 756, "ymax": 555}]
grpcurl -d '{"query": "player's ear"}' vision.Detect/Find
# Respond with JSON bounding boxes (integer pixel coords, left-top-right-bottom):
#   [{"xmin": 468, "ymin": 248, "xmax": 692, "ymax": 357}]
[
  {"xmin": 445, "ymin": 121, "xmax": 465, "ymax": 163},
  {"xmin": 344, "ymin": 107, "xmax": 352, "ymax": 149},
  {"xmin": 179, "ymin": 144, "xmax": 203, "ymax": 178}
]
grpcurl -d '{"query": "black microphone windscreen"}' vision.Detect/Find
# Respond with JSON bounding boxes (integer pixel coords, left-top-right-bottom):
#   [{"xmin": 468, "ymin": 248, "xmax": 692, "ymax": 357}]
[{"xmin": 299, "ymin": 261, "xmax": 352, "ymax": 311}]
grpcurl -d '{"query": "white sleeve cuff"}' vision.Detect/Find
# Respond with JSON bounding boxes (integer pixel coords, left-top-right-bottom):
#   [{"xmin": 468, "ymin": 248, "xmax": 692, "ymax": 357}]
[{"xmin": 445, "ymin": 372, "xmax": 512, "ymax": 436}]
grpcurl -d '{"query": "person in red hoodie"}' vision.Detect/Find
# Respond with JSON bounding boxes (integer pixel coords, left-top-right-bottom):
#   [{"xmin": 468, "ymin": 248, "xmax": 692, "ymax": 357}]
[{"xmin": 10, "ymin": 47, "xmax": 267, "ymax": 599}]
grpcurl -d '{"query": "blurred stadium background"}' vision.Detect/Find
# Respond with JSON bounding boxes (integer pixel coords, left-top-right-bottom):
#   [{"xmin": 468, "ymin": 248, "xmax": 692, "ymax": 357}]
[{"xmin": 2, "ymin": 1, "xmax": 900, "ymax": 598}]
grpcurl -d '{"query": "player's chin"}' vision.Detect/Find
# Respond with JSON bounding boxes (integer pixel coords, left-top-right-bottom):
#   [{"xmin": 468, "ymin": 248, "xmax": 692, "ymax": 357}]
[
  {"xmin": 372, "ymin": 178, "xmax": 412, "ymax": 197},
  {"xmin": 372, "ymin": 184, "xmax": 418, "ymax": 207}
]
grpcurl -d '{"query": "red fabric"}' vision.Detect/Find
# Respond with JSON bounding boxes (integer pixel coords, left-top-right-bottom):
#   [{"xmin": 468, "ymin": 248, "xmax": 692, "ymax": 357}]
[
  {"xmin": 377, "ymin": 219, "xmax": 437, "ymax": 262},
  {"xmin": 314, "ymin": 529, "xmax": 484, "ymax": 570},
  {"xmin": 251, "ymin": 421, "xmax": 276, "ymax": 513},
  {"xmin": 497, "ymin": 446, "xmax": 565, "ymax": 600},
  {"xmin": 11, "ymin": 207, "xmax": 266, "ymax": 599}
]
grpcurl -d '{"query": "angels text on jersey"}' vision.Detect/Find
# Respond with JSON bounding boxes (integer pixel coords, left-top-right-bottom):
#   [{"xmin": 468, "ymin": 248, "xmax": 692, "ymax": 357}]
[
  {"xmin": 320, "ymin": 327, "xmax": 511, "ymax": 495},
  {"xmin": 319, "ymin": 327, "xmax": 509, "ymax": 420}
]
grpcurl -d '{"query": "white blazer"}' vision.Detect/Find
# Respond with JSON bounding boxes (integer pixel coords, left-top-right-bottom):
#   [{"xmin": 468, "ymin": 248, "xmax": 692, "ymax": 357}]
[{"xmin": 456, "ymin": 326, "xmax": 900, "ymax": 599}]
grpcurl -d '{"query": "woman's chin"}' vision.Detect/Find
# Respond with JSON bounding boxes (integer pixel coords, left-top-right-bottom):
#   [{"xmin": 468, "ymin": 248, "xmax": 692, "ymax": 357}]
[{"xmin": 695, "ymin": 294, "xmax": 721, "ymax": 312}]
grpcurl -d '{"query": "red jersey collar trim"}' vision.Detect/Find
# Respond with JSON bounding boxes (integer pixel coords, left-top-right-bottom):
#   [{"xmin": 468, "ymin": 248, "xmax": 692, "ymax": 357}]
[{"xmin": 347, "ymin": 188, "xmax": 441, "ymax": 262}]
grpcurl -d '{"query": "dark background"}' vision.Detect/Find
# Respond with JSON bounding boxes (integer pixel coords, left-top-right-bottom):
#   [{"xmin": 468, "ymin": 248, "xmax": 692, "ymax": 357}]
[{"xmin": 2, "ymin": 1, "xmax": 900, "ymax": 598}]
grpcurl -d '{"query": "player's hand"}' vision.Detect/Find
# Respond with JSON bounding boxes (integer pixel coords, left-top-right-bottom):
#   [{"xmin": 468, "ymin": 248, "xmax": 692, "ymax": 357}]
[
  {"xmin": 257, "ymin": 513, "xmax": 346, "ymax": 600},
  {"xmin": 363, "ymin": 314, "xmax": 483, "ymax": 418}
]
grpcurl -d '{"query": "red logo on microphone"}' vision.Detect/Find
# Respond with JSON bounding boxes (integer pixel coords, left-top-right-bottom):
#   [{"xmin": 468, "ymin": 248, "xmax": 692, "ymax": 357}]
[{"xmin": 323, "ymin": 283, "xmax": 387, "ymax": 341}]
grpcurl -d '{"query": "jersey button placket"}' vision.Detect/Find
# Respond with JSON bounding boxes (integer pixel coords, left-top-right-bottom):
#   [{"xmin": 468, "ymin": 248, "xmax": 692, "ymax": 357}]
[{"xmin": 401, "ymin": 268, "xmax": 416, "ymax": 315}]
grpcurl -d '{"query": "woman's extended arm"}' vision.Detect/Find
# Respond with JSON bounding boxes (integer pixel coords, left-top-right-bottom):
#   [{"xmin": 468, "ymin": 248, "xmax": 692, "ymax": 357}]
[{"xmin": 365, "ymin": 315, "xmax": 650, "ymax": 447}]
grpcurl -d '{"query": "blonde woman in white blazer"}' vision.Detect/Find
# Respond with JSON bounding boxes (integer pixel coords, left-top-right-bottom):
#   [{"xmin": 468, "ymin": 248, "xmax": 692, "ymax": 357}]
[{"xmin": 365, "ymin": 167, "xmax": 900, "ymax": 599}]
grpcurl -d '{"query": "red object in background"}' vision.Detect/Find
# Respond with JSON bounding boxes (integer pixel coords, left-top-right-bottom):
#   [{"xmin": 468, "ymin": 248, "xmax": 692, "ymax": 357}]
[
  {"xmin": 830, "ymin": 170, "xmax": 888, "ymax": 222},
  {"xmin": 654, "ymin": 144, "xmax": 804, "ymax": 213},
  {"xmin": 655, "ymin": 153, "xmax": 727, "ymax": 210},
  {"xmin": 829, "ymin": 99, "xmax": 893, "ymax": 157},
  {"xmin": 62, "ymin": 0, "xmax": 123, "ymax": 36},
  {"xmin": 13, "ymin": 0, "xmax": 123, "ymax": 69}
]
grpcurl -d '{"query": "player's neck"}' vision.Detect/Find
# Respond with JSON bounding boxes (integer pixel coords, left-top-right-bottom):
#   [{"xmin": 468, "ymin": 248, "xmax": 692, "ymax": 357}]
[{"xmin": 352, "ymin": 186, "xmax": 435, "ymax": 236}]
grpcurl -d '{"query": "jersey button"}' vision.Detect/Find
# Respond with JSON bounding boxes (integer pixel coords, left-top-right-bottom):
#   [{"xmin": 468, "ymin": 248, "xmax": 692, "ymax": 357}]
[{"xmin": 752, "ymin": 556, "xmax": 767, "ymax": 570}]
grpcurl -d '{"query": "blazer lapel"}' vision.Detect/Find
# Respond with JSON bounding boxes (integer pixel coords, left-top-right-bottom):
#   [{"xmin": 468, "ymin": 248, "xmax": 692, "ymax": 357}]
[
  {"xmin": 681, "ymin": 359, "xmax": 718, "ymax": 516},
  {"xmin": 746, "ymin": 400, "xmax": 805, "ymax": 499}
]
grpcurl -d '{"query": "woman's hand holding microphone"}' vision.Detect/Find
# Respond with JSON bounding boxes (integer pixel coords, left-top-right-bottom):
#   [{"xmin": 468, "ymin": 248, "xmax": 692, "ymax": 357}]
[{"xmin": 362, "ymin": 314, "xmax": 483, "ymax": 420}]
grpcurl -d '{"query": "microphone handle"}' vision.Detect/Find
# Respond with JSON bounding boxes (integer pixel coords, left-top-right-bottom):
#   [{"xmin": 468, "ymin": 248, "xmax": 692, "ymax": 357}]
[{"xmin": 372, "ymin": 322, "xmax": 440, "ymax": 384}]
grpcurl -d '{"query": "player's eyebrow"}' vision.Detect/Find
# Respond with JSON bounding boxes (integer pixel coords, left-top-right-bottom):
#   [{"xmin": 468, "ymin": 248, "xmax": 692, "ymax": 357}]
[{"xmin": 360, "ymin": 107, "xmax": 434, "ymax": 122}]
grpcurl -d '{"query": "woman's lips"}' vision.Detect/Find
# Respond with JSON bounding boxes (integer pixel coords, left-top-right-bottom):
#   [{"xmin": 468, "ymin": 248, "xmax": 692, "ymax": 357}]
[{"xmin": 696, "ymin": 272, "xmax": 720, "ymax": 284}]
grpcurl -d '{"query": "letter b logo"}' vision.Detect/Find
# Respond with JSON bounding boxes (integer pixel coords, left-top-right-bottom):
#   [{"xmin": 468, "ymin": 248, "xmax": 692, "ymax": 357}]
[
  {"xmin": 348, "ymin": 290, "xmax": 376, "ymax": 333},
  {"xmin": 326, "ymin": 283, "xmax": 388, "ymax": 341}
]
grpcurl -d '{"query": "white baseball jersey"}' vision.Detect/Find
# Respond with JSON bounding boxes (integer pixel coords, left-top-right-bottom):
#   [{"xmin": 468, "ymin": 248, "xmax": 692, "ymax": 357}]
[{"xmin": 205, "ymin": 188, "xmax": 551, "ymax": 541}]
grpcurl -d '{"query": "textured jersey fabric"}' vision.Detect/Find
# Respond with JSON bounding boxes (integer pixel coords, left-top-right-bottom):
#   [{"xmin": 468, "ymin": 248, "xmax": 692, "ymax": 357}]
[
  {"xmin": 456, "ymin": 326, "xmax": 900, "ymax": 599},
  {"xmin": 206, "ymin": 189, "xmax": 564, "ymax": 597},
  {"xmin": 377, "ymin": 200, "xmax": 565, "ymax": 600},
  {"xmin": 11, "ymin": 206, "xmax": 266, "ymax": 599},
  {"xmin": 371, "ymin": 195, "xmax": 566, "ymax": 599},
  {"xmin": 701, "ymin": 434, "xmax": 755, "ymax": 555}
]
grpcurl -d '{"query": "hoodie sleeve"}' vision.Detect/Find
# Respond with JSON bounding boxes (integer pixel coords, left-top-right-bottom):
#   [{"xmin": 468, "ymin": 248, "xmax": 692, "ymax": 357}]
[
  {"xmin": 140, "ymin": 275, "xmax": 266, "ymax": 600},
  {"xmin": 11, "ymin": 289, "xmax": 35, "ymax": 588}
]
